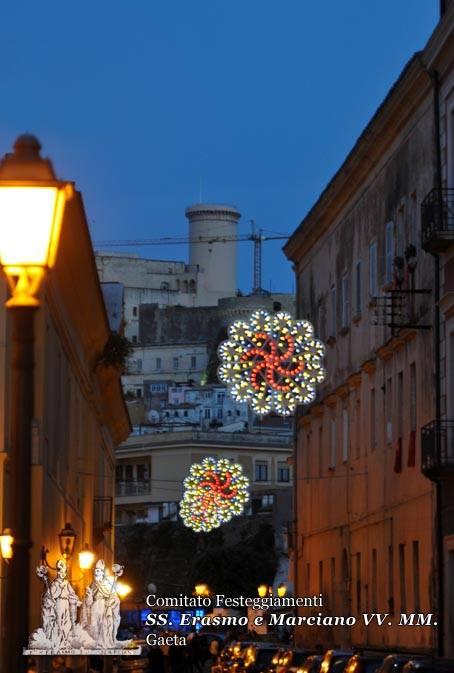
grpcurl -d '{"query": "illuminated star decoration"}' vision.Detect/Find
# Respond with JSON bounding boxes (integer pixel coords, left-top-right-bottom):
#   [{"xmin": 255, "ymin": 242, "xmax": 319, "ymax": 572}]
[
  {"xmin": 180, "ymin": 457, "xmax": 250, "ymax": 533},
  {"xmin": 217, "ymin": 310, "xmax": 326, "ymax": 416}
]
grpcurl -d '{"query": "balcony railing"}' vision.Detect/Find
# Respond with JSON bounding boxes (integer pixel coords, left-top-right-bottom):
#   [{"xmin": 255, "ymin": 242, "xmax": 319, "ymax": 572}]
[
  {"xmin": 116, "ymin": 481, "xmax": 152, "ymax": 497},
  {"xmin": 421, "ymin": 188, "xmax": 454, "ymax": 252},
  {"xmin": 421, "ymin": 419, "xmax": 454, "ymax": 478}
]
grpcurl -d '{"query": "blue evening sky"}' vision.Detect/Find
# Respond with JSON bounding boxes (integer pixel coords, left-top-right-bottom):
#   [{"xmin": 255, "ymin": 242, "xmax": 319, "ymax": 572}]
[{"xmin": 0, "ymin": 1, "xmax": 439, "ymax": 294}]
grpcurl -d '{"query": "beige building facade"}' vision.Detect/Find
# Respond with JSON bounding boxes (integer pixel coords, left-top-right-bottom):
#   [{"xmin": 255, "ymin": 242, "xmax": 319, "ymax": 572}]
[
  {"xmin": 285, "ymin": 6, "xmax": 454, "ymax": 656},
  {"xmin": 0, "ymin": 145, "xmax": 130, "ymax": 669}
]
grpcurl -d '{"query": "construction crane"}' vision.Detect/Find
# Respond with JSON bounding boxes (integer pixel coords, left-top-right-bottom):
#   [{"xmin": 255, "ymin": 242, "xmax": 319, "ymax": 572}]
[{"xmin": 95, "ymin": 225, "xmax": 288, "ymax": 294}]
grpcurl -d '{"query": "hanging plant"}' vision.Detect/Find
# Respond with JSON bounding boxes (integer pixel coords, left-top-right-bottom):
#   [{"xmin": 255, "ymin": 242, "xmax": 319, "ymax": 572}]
[{"xmin": 97, "ymin": 332, "xmax": 133, "ymax": 372}]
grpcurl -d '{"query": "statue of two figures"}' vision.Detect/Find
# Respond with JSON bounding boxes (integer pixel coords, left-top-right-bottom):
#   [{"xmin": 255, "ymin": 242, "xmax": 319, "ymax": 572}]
[{"xmin": 26, "ymin": 558, "xmax": 135, "ymax": 653}]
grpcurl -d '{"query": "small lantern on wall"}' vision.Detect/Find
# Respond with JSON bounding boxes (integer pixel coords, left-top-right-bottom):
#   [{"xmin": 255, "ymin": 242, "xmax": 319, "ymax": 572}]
[
  {"xmin": 58, "ymin": 522, "xmax": 77, "ymax": 560},
  {"xmin": 0, "ymin": 528, "xmax": 14, "ymax": 561}
]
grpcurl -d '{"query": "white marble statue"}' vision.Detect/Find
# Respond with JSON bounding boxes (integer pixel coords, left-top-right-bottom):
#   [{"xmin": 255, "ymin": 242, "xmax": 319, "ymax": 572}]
[
  {"xmin": 80, "ymin": 560, "xmax": 129, "ymax": 650},
  {"xmin": 28, "ymin": 559, "xmax": 81, "ymax": 650},
  {"xmin": 25, "ymin": 557, "xmax": 136, "ymax": 655}
]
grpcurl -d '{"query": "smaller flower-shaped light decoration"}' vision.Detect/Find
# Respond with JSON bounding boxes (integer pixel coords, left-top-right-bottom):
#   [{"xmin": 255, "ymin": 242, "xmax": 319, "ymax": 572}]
[
  {"xmin": 180, "ymin": 457, "xmax": 250, "ymax": 533},
  {"xmin": 217, "ymin": 310, "xmax": 326, "ymax": 416}
]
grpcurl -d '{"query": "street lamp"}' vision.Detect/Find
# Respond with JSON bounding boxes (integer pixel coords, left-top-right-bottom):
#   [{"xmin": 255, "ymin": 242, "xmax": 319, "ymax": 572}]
[
  {"xmin": 116, "ymin": 581, "xmax": 132, "ymax": 599},
  {"xmin": 0, "ymin": 529, "xmax": 14, "ymax": 561},
  {"xmin": 0, "ymin": 135, "xmax": 73, "ymax": 670},
  {"xmin": 78, "ymin": 543, "xmax": 95, "ymax": 571},
  {"xmin": 58, "ymin": 522, "xmax": 77, "ymax": 561},
  {"xmin": 194, "ymin": 583, "xmax": 209, "ymax": 597},
  {"xmin": 277, "ymin": 583, "xmax": 287, "ymax": 598},
  {"xmin": 257, "ymin": 584, "xmax": 269, "ymax": 598}
]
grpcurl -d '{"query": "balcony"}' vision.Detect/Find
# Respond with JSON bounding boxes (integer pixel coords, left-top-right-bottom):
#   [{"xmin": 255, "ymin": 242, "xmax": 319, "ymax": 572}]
[
  {"xmin": 421, "ymin": 419, "xmax": 454, "ymax": 479},
  {"xmin": 421, "ymin": 188, "xmax": 454, "ymax": 252},
  {"xmin": 116, "ymin": 481, "xmax": 152, "ymax": 497}
]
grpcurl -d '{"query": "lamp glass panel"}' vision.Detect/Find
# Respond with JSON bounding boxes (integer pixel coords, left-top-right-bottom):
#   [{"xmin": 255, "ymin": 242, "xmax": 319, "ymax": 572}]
[{"xmin": 0, "ymin": 186, "xmax": 59, "ymax": 266}]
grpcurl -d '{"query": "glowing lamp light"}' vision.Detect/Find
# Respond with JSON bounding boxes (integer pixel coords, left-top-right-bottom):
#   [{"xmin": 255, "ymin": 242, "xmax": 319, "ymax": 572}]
[
  {"xmin": 116, "ymin": 581, "xmax": 132, "ymax": 598},
  {"xmin": 194, "ymin": 583, "xmax": 209, "ymax": 596},
  {"xmin": 0, "ymin": 528, "xmax": 14, "ymax": 561},
  {"xmin": 58, "ymin": 522, "xmax": 77, "ymax": 560},
  {"xmin": 257, "ymin": 584, "xmax": 268, "ymax": 598},
  {"xmin": 0, "ymin": 135, "xmax": 74, "ymax": 308},
  {"xmin": 217, "ymin": 310, "xmax": 326, "ymax": 417},
  {"xmin": 78, "ymin": 543, "xmax": 95, "ymax": 571},
  {"xmin": 277, "ymin": 582, "xmax": 287, "ymax": 598}
]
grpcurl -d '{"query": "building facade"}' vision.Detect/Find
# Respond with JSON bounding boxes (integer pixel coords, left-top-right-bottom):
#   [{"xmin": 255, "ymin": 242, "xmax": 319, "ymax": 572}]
[
  {"xmin": 284, "ymin": 6, "xmax": 454, "ymax": 656},
  {"xmin": 114, "ymin": 429, "xmax": 293, "ymax": 528},
  {"xmin": 0, "ymin": 143, "xmax": 130, "ymax": 669}
]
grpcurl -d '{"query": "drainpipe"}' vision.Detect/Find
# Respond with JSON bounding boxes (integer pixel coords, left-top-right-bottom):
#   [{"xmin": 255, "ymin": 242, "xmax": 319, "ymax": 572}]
[{"xmin": 430, "ymin": 68, "xmax": 444, "ymax": 658}]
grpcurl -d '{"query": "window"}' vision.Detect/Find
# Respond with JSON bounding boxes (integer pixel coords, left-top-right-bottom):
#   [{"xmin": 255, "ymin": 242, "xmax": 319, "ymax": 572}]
[
  {"xmin": 203, "ymin": 408, "xmax": 211, "ymax": 420},
  {"xmin": 306, "ymin": 563, "xmax": 311, "ymax": 592},
  {"xmin": 355, "ymin": 552, "xmax": 362, "ymax": 612},
  {"xmin": 277, "ymin": 461, "xmax": 290, "ymax": 482},
  {"xmin": 386, "ymin": 377, "xmax": 393, "ymax": 444},
  {"xmin": 132, "ymin": 335, "xmax": 137, "ymax": 344},
  {"xmin": 370, "ymin": 388, "xmax": 376, "ymax": 449},
  {"xmin": 385, "ymin": 221, "xmax": 394, "ymax": 284},
  {"xmin": 388, "ymin": 545, "xmax": 395, "ymax": 615},
  {"xmin": 341, "ymin": 273, "xmax": 350, "ymax": 328},
  {"xmin": 125, "ymin": 465, "xmax": 133, "ymax": 482},
  {"xmin": 399, "ymin": 543, "xmax": 406, "ymax": 612},
  {"xmin": 216, "ymin": 392, "xmax": 226, "ymax": 404},
  {"xmin": 137, "ymin": 464, "xmax": 149, "ymax": 482},
  {"xmin": 413, "ymin": 541, "xmax": 420, "ymax": 612},
  {"xmin": 132, "ymin": 306, "xmax": 138, "ymax": 317},
  {"xmin": 174, "ymin": 410, "xmax": 179, "ymax": 417},
  {"xmin": 184, "ymin": 410, "xmax": 188, "ymax": 417},
  {"xmin": 355, "ymin": 260, "xmax": 362, "ymax": 315},
  {"xmin": 330, "ymin": 417, "xmax": 336, "ymax": 469},
  {"xmin": 255, "ymin": 461, "xmax": 269, "ymax": 482},
  {"xmin": 372, "ymin": 549, "xmax": 378, "ymax": 611},
  {"xmin": 156, "ymin": 357, "xmax": 162, "ymax": 370},
  {"xmin": 191, "ymin": 355, "xmax": 197, "ymax": 369},
  {"xmin": 355, "ymin": 396, "xmax": 361, "ymax": 459},
  {"xmin": 330, "ymin": 285, "xmax": 337, "ymax": 336},
  {"xmin": 410, "ymin": 363, "xmax": 416, "ymax": 431},
  {"xmin": 318, "ymin": 424, "xmax": 323, "ymax": 476},
  {"xmin": 216, "ymin": 407, "xmax": 223, "ymax": 420},
  {"xmin": 136, "ymin": 388, "xmax": 142, "ymax": 399},
  {"xmin": 342, "ymin": 408, "xmax": 349, "ymax": 462},
  {"xmin": 116, "ymin": 465, "xmax": 123, "ymax": 482},
  {"xmin": 261, "ymin": 494, "xmax": 274, "ymax": 508},
  {"xmin": 369, "ymin": 242, "xmax": 377, "ymax": 296},
  {"xmin": 151, "ymin": 382, "xmax": 167, "ymax": 393},
  {"xmin": 173, "ymin": 357, "xmax": 179, "ymax": 370},
  {"xmin": 136, "ymin": 358, "xmax": 142, "ymax": 371},
  {"xmin": 397, "ymin": 371, "xmax": 403, "ymax": 440}
]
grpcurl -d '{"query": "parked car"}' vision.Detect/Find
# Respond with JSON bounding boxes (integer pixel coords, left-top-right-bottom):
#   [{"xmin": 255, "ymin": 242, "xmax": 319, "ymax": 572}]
[
  {"xmin": 344, "ymin": 654, "xmax": 385, "ymax": 673},
  {"xmin": 276, "ymin": 649, "xmax": 318, "ymax": 673},
  {"xmin": 235, "ymin": 644, "xmax": 282, "ymax": 673},
  {"xmin": 320, "ymin": 650, "xmax": 354, "ymax": 673},
  {"xmin": 375, "ymin": 655, "xmax": 414, "ymax": 673},
  {"xmin": 297, "ymin": 655, "xmax": 324, "ymax": 673},
  {"xmin": 402, "ymin": 660, "xmax": 454, "ymax": 672}
]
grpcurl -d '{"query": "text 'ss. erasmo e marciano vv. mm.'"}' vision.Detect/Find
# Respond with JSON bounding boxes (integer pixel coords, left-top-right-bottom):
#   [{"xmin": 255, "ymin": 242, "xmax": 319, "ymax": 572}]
[{"xmin": 144, "ymin": 594, "xmax": 438, "ymax": 646}]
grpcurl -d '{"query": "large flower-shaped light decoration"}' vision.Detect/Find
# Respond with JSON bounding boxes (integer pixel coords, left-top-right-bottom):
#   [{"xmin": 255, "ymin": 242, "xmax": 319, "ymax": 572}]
[
  {"xmin": 217, "ymin": 310, "xmax": 326, "ymax": 416},
  {"xmin": 180, "ymin": 457, "xmax": 250, "ymax": 533}
]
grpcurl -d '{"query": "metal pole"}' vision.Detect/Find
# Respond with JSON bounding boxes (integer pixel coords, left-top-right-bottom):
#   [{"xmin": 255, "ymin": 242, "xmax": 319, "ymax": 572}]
[{"xmin": 6, "ymin": 306, "xmax": 36, "ymax": 671}]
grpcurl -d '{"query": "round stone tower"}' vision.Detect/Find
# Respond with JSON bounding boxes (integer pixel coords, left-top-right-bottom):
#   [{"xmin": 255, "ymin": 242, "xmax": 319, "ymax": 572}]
[{"xmin": 185, "ymin": 204, "xmax": 240, "ymax": 304}]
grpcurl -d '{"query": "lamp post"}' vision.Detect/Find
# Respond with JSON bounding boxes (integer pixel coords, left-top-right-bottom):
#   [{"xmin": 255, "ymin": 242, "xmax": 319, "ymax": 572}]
[{"xmin": 0, "ymin": 135, "xmax": 73, "ymax": 671}]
